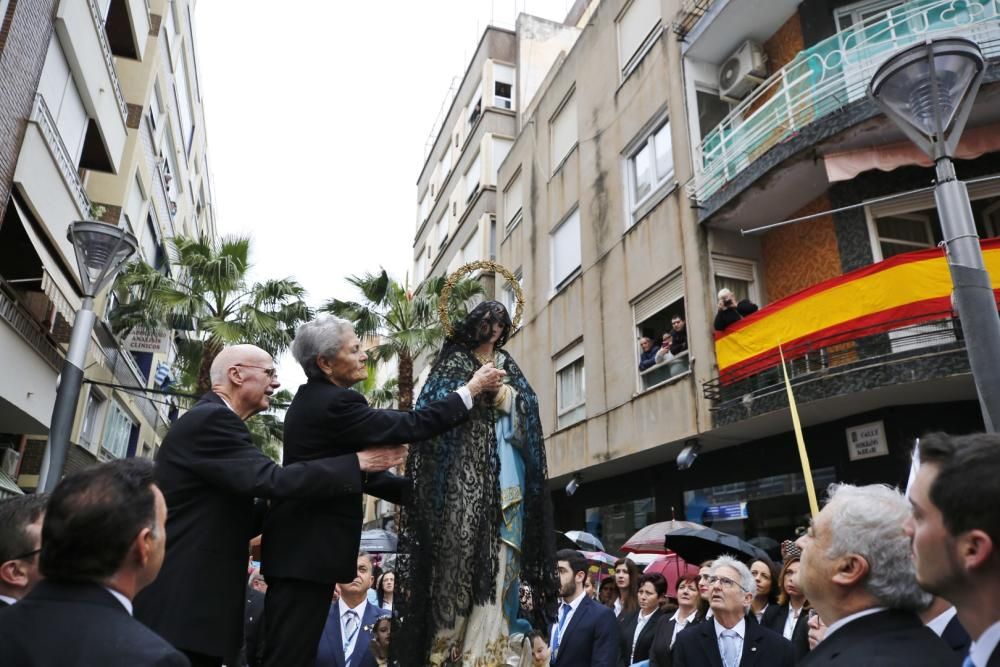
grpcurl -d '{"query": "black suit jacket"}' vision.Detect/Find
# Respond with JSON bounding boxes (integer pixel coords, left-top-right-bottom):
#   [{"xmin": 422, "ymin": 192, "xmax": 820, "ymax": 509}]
[
  {"xmin": 0, "ymin": 580, "xmax": 189, "ymax": 666},
  {"xmin": 649, "ymin": 612, "xmax": 704, "ymax": 667},
  {"xmin": 798, "ymin": 609, "xmax": 960, "ymax": 666},
  {"xmin": 671, "ymin": 617, "xmax": 794, "ymax": 667},
  {"xmin": 939, "ymin": 613, "xmax": 971, "ymax": 657},
  {"xmin": 553, "ymin": 595, "xmax": 621, "ymax": 667},
  {"xmin": 262, "ymin": 379, "xmax": 469, "ymax": 584},
  {"xmin": 135, "ymin": 392, "xmax": 364, "ymax": 659},
  {"xmin": 761, "ymin": 603, "xmax": 810, "ymax": 659},
  {"xmin": 619, "ymin": 608, "xmax": 665, "ymax": 666}
]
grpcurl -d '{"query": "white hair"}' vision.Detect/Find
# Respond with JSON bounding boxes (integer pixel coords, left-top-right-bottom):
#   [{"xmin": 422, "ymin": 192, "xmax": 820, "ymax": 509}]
[
  {"xmin": 292, "ymin": 316, "xmax": 354, "ymax": 380},
  {"xmin": 718, "ymin": 288, "xmax": 734, "ymax": 300},
  {"xmin": 824, "ymin": 483, "xmax": 932, "ymax": 611},
  {"xmin": 711, "ymin": 554, "xmax": 757, "ymax": 603}
]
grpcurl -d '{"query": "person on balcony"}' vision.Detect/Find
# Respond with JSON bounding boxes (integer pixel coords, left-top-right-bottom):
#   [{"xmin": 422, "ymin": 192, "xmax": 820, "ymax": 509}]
[
  {"xmin": 655, "ymin": 334, "xmax": 674, "ymax": 365},
  {"xmin": 714, "ymin": 289, "xmax": 759, "ymax": 332},
  {"xmin": 670, "ymin": 315, "xmax": 688, "ymax": 355},
  {"xmin": 638, "ymin": 337, "xmax": 658, "ymax": 371}
]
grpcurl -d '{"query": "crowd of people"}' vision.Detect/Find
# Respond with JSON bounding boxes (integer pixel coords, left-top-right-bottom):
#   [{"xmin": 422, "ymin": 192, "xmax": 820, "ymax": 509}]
[{"xmin": 637, "ymin": 315, "xmax": 689, "ymax": 374}]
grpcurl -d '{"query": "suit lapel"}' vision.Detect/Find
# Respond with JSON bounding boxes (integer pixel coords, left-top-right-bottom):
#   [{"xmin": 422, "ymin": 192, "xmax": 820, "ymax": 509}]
[
  {"xmin": 322, "ymin": 604, "xmax": 346, "ymax": 667},
  {"xmin": 556, "ymin": 597, "xmax": 591, "ymax": 665},
  {"xmin": 634, "ymin": 609, "xmax": 663, "ymax": 654},
  {"xmin": 697, "ymin": 621, "xmax": 725, "ymax": 667},
  {"xmin": 739, "ymin": 619, "xmax": 764, "ymax": 667}
]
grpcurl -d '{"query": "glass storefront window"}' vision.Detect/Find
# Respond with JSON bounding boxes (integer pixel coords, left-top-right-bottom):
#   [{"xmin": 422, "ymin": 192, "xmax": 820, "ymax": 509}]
[{"xmin": 585, "ymin": 497, "xmax": 656, "ymax": 555}]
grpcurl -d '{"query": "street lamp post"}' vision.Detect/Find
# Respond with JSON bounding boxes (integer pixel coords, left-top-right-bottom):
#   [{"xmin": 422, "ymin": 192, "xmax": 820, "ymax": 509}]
[
  {"xmin": 37, "ymin": 221, "xmax": 137, "ymax": 492},
  {"xmin": 869, "ymin": 36, "xmax": 1000, "ymax": 432}
]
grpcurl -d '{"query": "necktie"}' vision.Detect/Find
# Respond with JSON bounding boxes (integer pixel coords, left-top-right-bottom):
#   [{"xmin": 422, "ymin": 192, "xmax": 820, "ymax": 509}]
[
  {"xmin": 962, "ymin": 656, "xmax": 975, "ymax": 667},
  {"xmin": 550, "ymin": 603, "xmax": 572, "ymax": 665},
  {"xmin": 343, "ymin": 610, "xmax": 359, "ymax": 660},
  {"xmin": 720, "ymin": 629, "xmax": 740, "ymax": 667}
]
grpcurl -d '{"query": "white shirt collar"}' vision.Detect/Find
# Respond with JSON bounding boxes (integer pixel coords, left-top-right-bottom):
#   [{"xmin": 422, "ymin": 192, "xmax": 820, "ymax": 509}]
[
  {"xmin": 824, "ymin": 607, "xmax": 888, "ymax": 639},
  {"xmin": 670, "ymin": 608, "xmax": 698, "ymax": 625},
  {"xmin": 0, "ymin": 594, "xmax": 17, "ymax": 605},
  {"xmin": 104, "ymin": 587, "xmax": 133, "ymax": 615},
  {"xmin": 563, "ymin": 589, "xmax": 586, "ymax": 612},
  {"xmin": 925, "ymin": 605, "xmax": 958, "ymax": 637},
  {"xmin": 338, "ymin": 596, "xmax": 368, "ymax": 619},
  {"xmin": 970, "ymin": 619, "xmax": 1000, "ymax": 667},
  {"xmin": 714, "ymin": 616, "xmax": 746, "ymax": 640},
  {"xmin": 218, "ymin": 394, "xmax": 237, "ymax": 414}
]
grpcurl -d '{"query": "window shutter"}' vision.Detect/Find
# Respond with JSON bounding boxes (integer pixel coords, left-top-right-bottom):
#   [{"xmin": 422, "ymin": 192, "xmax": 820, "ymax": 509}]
[{"xmin": 633, "ymin": 273, "xmax": 684, "ymax": 323}]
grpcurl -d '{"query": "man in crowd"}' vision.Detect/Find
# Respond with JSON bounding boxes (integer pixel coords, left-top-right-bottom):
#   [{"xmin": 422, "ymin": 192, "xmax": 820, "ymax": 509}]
[
  {"xmin": 0, "ymin": 494, "xmax": 46, "ymax": 605},
  {"xmin": 638, "ymin": 336, "xmax": 658, "ymax": 371},
  {"xmin": 669, "ymin": 314, "xmax": 688, "ymax": 356},
  {"xmin": 549, "ymin": 548, "xmax": 618, "ymax": 666},
  {"xmin": 714, "ymin": 289, "xmax": 758, "ymax": 332},
  {"xmin": 796, "ymin": 483, "xmax": 957, "ymax": 665},
  {"xmin": 672, "ymin": 555, "xmax": 793, "ymax": 667},
  {"xmin": 907, "ymin": 432, "xmax": 1000, "ymax": 667},
  {"xmin": 313, "ymin": 552, "xmax": 386, "ymax": 667},
  {"xmin": 0, "ymin": 459, "xmax": 188, "ymax": 666},
  {"xmin": 134, "ymin": 344, "xmax": 408, "ymax": 667}
]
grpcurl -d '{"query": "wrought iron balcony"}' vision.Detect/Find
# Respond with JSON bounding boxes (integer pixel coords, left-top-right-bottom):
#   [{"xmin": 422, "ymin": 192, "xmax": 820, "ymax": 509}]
[
  {"xmin": 688, "ymin": 0, "xmax": 1000, "ymax": 205},
  {"xmin": 0, "ymin": 279, "xmax": 64, "ymax": 371}
]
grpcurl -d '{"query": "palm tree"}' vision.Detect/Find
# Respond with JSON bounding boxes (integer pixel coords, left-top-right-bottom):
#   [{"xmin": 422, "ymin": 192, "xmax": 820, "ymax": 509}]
[
  {"xmin": 246, "ymin": 388, "xmax": 293, "ymax": 462},
  {"xmin": 111, "ymin": 235, "xmax": 312, "ymax": 395},
  {"xmin": 322, "ymin": 269, "xmax": 484, "ymax": 410}
]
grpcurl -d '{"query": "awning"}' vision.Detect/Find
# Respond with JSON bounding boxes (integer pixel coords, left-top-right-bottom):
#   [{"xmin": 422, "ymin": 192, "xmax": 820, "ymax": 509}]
[
  {"xmin": 0, "ymin": 468, "xmax": 24, "ymax": 498},
  {"xmin": 824, "ymin": 124, "xmax": 1000, "ymax": 183}
]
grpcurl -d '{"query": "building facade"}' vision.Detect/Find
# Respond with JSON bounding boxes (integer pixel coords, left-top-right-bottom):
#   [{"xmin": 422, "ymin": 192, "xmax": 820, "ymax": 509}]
[{"xmin": 0, "ymin": 0, "xmax": 217, "ymax": 490}]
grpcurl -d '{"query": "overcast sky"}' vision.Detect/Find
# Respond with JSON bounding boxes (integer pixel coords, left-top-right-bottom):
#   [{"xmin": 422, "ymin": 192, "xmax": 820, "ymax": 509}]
[{"xmin": 193, "ymin": 0, "xmax": 572, "ymax": 386}]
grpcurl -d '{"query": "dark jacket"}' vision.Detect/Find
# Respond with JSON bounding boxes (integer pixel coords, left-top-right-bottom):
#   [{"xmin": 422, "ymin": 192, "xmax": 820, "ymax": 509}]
[
  {"xmin": 134, "ymin": 392, "xmax": 364, "ymax": 659},
  {"xmin": 798, "ymin": 609, "xmax": 960, "ymax": 666},
  {"xmin": 761, "ymin": 603, "xmax": 810, "ymax": 660},
  {"xmin": 639, "ymin": 347, "xmax": 659, "ymax": 371},
  {"xmin": 714, "ymin": 300, "xmax": 759, "ymax": 332},
  {"xmin": 0, "ymin": 580, "xmax": 189, "ymax": 666},
  {"xmin": 619, "ymin": 608, "xmax": 665, "ymax": 666},
  {"xmin": 262, "ymin": 378, "xmax": 469, "ymax": 584},
  {"xmin": 315, "ymin": 599, "xmax": 389, "ymax": 667},
  {"xmin": 670, "ymin": 327, "xmax": 688, "ymax": 356},
  {"xmin": 649, "ymin": 611, "xmax": 703, "ymax": 667},
  {"xmin": 671, "ymin": 617, "xmax": 794, "ymax": 667},
  {"xmin": 553, "ymin": 594, "xmax": 620, "ymax": 667},
  {"xmin": 939, "ymin": 613, "xmax": 971, "ymax": 657}
]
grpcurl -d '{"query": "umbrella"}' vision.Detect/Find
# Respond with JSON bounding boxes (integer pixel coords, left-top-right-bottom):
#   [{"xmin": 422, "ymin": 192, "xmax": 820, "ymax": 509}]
[
  {"xmin": 555, "ymin": 531, "xmax": 579, "ymax": 550},
  {"xmin": 621, "ymin": 520, "xmax": 703, "ymax": 554},
  {"xmin": 360, "ymin": 529, "xmax": 398, "ymax": 554},
  {"xmin": 663, "ymin": 526, "xmax": 771, "ymax": 565},
  {"xmin": 564, "ymin": 530, "xmax": 605, "ymax": 552},
  {"xmin": 644, "ymin": 553, "xmax": 701, "ymax": 598},
  {"xmin": 580, "ymin": 550, "xmax": 616, "ymax": 567}
]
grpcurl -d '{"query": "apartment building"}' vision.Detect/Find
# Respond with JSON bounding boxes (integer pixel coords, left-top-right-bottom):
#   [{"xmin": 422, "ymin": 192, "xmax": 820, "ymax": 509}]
[{"xmin": 0, "ymin": 0, "xmax": 217, "ymax": 490}]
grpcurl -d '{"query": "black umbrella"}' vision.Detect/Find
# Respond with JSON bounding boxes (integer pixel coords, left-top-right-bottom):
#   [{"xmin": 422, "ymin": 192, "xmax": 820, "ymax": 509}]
[
  {"xmin": 663, "ymin": 526, "xmax": 772, "ymax": 565},
  {"xmin": 555, "ymin": 531, "xmax": 579, "ymax": 551},
  {"xmin": 360, "ymin": 529, "xmax": 398, "ymax": 554}
]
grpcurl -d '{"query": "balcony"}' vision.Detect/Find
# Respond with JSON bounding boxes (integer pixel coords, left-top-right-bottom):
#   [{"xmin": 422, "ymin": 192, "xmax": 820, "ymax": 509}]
[{"xmin": 688, "ymin": 0, "xmax": 1000, "ymax": 206}]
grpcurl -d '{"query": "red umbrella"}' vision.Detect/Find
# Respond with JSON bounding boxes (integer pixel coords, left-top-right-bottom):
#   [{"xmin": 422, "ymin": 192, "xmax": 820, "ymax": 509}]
[
  {"xmin": 621, "ymin": 520, "xmax": 702, "ymax": 554},
  {"xmin": 644, "ymin": 553, "xmax": 700, "ymax": 598}
]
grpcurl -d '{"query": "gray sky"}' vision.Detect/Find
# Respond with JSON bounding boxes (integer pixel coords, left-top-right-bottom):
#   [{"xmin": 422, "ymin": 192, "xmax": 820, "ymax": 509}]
[{"xmin": 194, "ymin": 1, "xmax": 572, "ymax": 387}]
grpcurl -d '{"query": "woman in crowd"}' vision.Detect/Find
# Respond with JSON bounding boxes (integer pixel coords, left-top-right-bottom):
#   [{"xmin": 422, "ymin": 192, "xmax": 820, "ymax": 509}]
[
  {"xmin": 584, "ymin": 573, "xmax": 597, "ymax": 600},
  {"xmin": 619, "ymin": 572, "xmax": 667, "ymax": 666},
  {"xmin": 613, "ymin": 558, "xmax": 640, "ymax": 619},
  {"xmin": 599, "ymin": 577, "xmax": 619, "ymax": 609},
  {"xmin": 376, "ymin": 571, "xmax": 394, "ymax": 612},
  {"xmin": 749, "ymin": 558, "xmax": 779, "ymax": 623},
  {"xmin": 648, "ymin": 574, "xmax": 704, "ymax": 667},
  {"xmin": 696, "ymin": 560, "xmax": 714, "ymax": 614},
  {"xmin": 394, "ymin": 301, "xmax": 557, "ymax": 666},
  {"xmin": 763, "ymin": 557, "xmax": 810, "ymax": 659}
]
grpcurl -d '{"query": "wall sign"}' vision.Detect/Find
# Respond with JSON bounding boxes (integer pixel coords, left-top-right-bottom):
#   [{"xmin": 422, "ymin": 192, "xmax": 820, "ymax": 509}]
[{"xmin": 846, "ymin": 420, "xmax": 889, "ymax": 461}]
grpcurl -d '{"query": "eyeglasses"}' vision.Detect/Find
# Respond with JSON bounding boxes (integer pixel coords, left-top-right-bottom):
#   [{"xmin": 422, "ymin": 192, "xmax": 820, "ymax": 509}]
[
  {"xmin": 235, "ymin": 364, "xmax": 278, "ymax": 378},
  {"xmin": 10, "ymin": 547, "xmax": 40, "ymax": 561},
  {"xmin": 706, "ymin": 575, "xmax": 748, "ymax": 592}
]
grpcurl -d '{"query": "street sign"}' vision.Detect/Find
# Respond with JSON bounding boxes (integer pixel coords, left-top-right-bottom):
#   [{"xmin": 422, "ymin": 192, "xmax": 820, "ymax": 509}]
[
  {"xmin": 125, "ymin": 327, "xmax": 171, "ymax": 355},
  {"xmin": 846, "ymin": 420, "xmax": 889, "ymax": 461}
]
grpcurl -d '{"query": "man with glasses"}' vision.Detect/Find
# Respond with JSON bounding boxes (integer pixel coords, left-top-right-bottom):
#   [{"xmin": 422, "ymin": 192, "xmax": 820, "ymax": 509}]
[
  {"xmin": 672, "ymin": 555, "xmax": 793, "ymax": 667},
  {"xmin": 0, "ymin": 494, "xmax": 46, "ymax": 605},
  {"xmin": 135, "ymin": 344, "xmax": 409, "ymax": 667}
]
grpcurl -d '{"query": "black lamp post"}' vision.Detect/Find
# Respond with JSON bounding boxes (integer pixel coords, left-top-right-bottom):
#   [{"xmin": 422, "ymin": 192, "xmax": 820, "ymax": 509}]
[{"xmin": 38, "ymin": 221, "xmax": 137, "ymax": 491}]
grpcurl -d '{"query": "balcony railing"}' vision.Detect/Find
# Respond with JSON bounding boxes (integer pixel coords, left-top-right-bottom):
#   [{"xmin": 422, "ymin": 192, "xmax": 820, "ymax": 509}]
[
  {"xmin": 29, "ymin": 94, "xmax": 90, "ymax": 218},
  {"xmin": 703, "ymin": 313, "xmax": 963, "ymax": 404},
  {"xmin": 86, "ymin": 0, "xmax": 128, "ymax": 122},
  {"xmin": 688, "ymin": 0, "xmax": 1000, "ymax": 204},
  {"xmin": 672, "ymin": 0, "xmax": 714, "ymax": 38},
  {"xmin": 0, "ymin": 280, "xmax": 64, "ymax": 371}
]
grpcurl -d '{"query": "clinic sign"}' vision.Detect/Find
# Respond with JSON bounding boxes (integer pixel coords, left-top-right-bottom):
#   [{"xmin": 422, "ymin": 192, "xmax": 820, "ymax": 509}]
[
  {"xmin": 846, "ymin": 420, "xmax": 889, "ymax": 461},
  {"xmin": 125, "ymin": 327, "xmax": 171, "ymax": 355}
]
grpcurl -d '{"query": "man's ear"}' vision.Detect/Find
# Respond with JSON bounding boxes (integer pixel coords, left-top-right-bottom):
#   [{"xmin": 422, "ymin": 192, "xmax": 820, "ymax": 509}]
[
  {"xmin": 228, "ymin": 365, "xmax": 244, "ymax": 387},
  {"xmin": 960, "ymin": 529, "xmax": 995, "ymax": 572},
  {"xmin": 133, "ymin": 527, "xmax": 155, "ymax": 568},
  {"xmin": 832, "ymin": 553, "xmax": 869, "ymax": 588},
  {"xmin": 0, "ymin": 559, "xmax": 28, "ymax": 587}
]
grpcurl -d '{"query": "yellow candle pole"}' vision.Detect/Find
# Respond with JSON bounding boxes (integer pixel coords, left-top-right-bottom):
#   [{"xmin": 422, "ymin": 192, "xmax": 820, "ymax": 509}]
[{"xmin": 779, "ymin": 344, "xmax": 820, "ymax": 518}]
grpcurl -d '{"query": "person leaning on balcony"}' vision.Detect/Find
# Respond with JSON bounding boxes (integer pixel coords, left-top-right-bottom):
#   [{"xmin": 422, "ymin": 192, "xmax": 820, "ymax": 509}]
[
  {"xmin": 670, "ymin": 315, "xmax": 688, "ymax": 356},
  {"xmin": 639, "ymin": 336, "xmax": 658, "ymax": 371},
  {"xmin": 655, "ymin": 333, "xmax": 674, "ymax": 365},
  {"xmin": 713, "ymin": 289, "xmax": 759, "ymax": 332}
]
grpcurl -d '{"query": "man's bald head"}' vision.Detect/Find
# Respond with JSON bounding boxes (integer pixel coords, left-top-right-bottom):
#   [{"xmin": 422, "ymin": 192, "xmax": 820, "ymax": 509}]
[
  {"xmin": 210, "ymin": 345, "xmax": 271, "ymax": 385},
  {"xmin": 209, "ymin": 345, "xmax": 279, "ymax": 419}
]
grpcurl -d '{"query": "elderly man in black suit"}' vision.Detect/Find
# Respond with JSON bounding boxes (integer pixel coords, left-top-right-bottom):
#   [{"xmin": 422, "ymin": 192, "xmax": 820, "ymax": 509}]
[
  {"xmin": 907, "ymin": 433, "xmax": 1000, "ymax": 667},
  {"xmin": 796, "ymin": 483, "xmax": 958, "ymax": 666},
  {"xmin": 550, "ymin": 548, "xmax": 620, "ymax": 666},
  {"xmin": 261, "ymin": 316, "xmax": 506, "ymax": 667},
  {"xmin": 0, "ymin": 493, "xmax": 46, "ymax": 606},
  {"xmin": 135, "ymin": 343, "xmax": 413, "ymax": 667},
  {"xmin": 0, "ymin": 459, "xmax": 188, "ymax": 666},
  {"xmin": 672, "ymin": 555, "xmax": 793, "ymax": 667}
]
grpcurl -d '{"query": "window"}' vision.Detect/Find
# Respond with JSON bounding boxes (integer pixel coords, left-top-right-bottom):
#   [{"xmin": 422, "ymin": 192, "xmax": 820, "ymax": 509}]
[
  {"xmin": 873, "ymin": 213, "xmax": 935, "ymax": 259},
  {"xmin": 834, "ymin": 0, "xmax": 905, "ymax": 32},
  {"xmin": 143, "ymin": 214, "xmax": 166, "ymax": 272},
  {"xmin": 149, "ymin": 84, "xmax": 163, "ymax": 130},
  {"xmin": 461, "ymin": 225, "xmax": 482, "ymax": 264},
  {"xmin": 713, "ymin": 255, "xmax": 759, "ymax": 305},
  {"xmin": 102, "ymin": 400, "xmax": 135, "ymax": 459},
  {"xmin": 633, "ymin": 273, "xmax": 688, "ymax": 390},
  {"xmin": 38, "ymin": 38, "xmax": 88, "ymax": 165},
  {"xmin": 174, "ymin": 58, "xmax": 196, "ymax": 154},
  {"xmin": 435, "ymin": 212, "xmax": 448, "ymax": 249},
  {"xmin": 550, "ymin": 208, "xmax": 582, "ymax": 291},
  {"xmin": 616, "ymin": 0, "xmax": 662, "ymax": 77},
  {"xmin": 440, "ymin": 146, "xmax": 452, "ymax": 181},
  {"xmin": 550, "ymin": 91, "xmax": 577, "ymax": 173},
  {"xmin": 493, "ymin": 63, "xmax": 515, "ymax": 110},
  {"xmin": 80, "ymin": 389, "xmax": 107, "ymax": 450},
  {"xmin": 501, "ymin": 268, "xmax": 523, "ymax": 317},
  {"xmin": 626, "ymin": 117, "xmax": 674, "ymax": 225},
  {"xmin": 695, "ymin": 88, "xmax": 732, "ymax": 140},
  {"xmin": 503, "ymin": 170, "xmax": 523, "ymax": 230},
  {"xmin": 124, "ymin": 172, "xmax": 145, "ymax": 233},
  {"xmin": 417, "ymin": 192, "xmax": 429, "ymax": 225},
  {"xmin": 413, "ymin": 250, "xmax": 426, "ymax": 285},
  {"xmin": 491, "ymin": 137, "xmax": 513, "ymax": 187},
  {"xmin": 468, "ymin": 84, "xmax": 483, "ymax": 129},
  {"xmin": 556, "ymin": 343, "xmax": 586, "ymax": 429},
  {"xmin": 465, "ymin": 152, "xmax": 481, "ymax": 201}
]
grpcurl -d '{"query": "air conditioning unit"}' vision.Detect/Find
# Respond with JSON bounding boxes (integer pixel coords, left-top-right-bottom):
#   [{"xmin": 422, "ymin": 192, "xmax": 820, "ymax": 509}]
[
  {"xmin": 718, "ymin": 40, "xmax": 767, "ymax": 102},
  {"xmin": 1, "ymin": 448, "xmax": 20, "ymax": 478}
]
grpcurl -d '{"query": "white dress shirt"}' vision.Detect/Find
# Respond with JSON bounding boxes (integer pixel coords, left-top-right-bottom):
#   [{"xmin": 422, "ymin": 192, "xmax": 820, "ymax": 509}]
[
  {"xmin": 823, "ymin": 607, "xmax": 888, "ymax": 640},
  {"xmin": 338, "ymin": 597, "xmax": 368, "ymax": 662},
  {"xmin": 0, "ymin": 594, "xmax": 17, "ymax": 606},
  {"xmin": 105, "ymin": 587, "xmax": 133, "ymax": 615},
  {"xmin": 714, "ymin": 617, "xmax": 746, "ymax": 667},
  {"xmin": 551, "ymin": 590, "xmax": 587, "ymax": 656},
  {"xmin": 631, "ymin": 609, "xmax": 656, "ymax": 662},
  {"xmin": 614, "ymin": 597, "xmax": 623, "ymax": 617},
  {"xmin": 670, "ymin": 608, "xmax": 699, "ymax": 647},
  {"xmin": 969, "ymin": 619, "xmax": 1000, "ymax": 667},
  {"xmin": 925, "ymin": 605, "xmax": 958, "ymax": 637},
  {"xmin": 783, "ymin": 602, "xmax": 804, "ymax": 640}
]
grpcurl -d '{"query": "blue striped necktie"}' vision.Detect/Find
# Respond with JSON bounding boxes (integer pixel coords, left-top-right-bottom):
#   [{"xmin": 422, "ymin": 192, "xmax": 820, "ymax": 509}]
[
  {"xmin": 962, "ymin": 655, "xmax": 975, "ymax": 667},
  {"xmin": 550, "ymin": 603, "xmax": 571, "ymax": 665}
]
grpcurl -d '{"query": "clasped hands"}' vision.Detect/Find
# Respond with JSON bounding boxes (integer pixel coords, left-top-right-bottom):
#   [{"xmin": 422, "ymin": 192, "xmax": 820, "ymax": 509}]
[{"xmin": 467, "ymin": 362, "xmax": 507, "ymax": 397}]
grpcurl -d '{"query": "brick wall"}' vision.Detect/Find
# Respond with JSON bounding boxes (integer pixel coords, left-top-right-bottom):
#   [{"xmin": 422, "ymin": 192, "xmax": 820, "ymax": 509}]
[
  {"xmin": 761, "ymin": 194, "xmax": 842, "ymax": 302},
  {"xmin": 764, "ymin": 12, "xmax": 805, "ymax": 74},
  {"xmin": 0, "ymin": 0, "xmax": 59, "ymax": 215}
]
